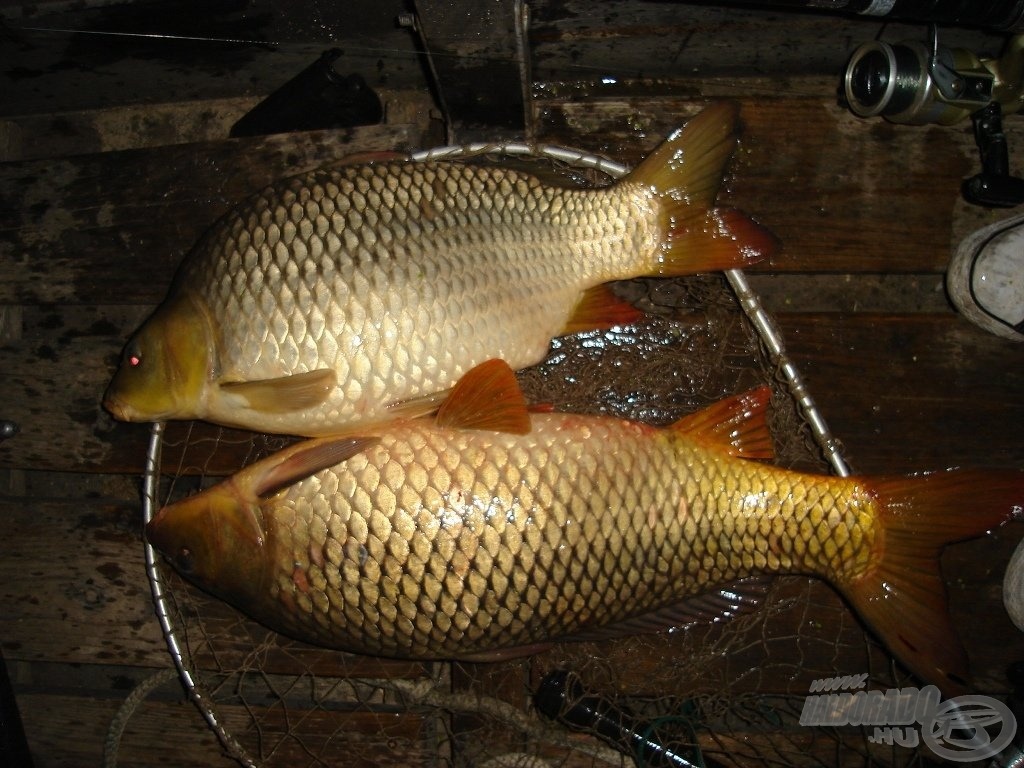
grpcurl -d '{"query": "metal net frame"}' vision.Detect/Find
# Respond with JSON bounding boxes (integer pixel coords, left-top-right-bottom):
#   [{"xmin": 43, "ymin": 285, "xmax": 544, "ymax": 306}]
[{"xmin": 133, "ymin": 141, "xmax": 918, "ymax": 768}]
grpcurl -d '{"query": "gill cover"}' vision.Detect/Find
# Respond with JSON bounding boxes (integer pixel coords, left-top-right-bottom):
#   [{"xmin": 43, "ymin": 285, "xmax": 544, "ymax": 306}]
[
  {"xmin": 103, "ymin": 290, "xmax": 214, "ymax": 421},
  {"xmin": 146, "ymin": 435, "xmax": 375, "ymax": 608}
]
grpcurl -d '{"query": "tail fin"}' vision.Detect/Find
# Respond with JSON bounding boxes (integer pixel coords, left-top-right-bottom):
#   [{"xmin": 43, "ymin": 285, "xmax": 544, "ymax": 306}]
[
  {"xmin": 626, "ymin": 102, "xmax": 779, "ymax": 274},
  {"xmin": 843, "ymin": 469, "xmax": 1023, "ymax": 694}
]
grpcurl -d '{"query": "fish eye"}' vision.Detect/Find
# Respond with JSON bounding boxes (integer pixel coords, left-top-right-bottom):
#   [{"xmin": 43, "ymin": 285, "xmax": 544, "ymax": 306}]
[
  {"xmin": 126, "ymin": 345, "xmax": 142, "ymax": 368},
  {"xmin": 175, "ymin": 547, "xmax": 196, "ymax": 574}
]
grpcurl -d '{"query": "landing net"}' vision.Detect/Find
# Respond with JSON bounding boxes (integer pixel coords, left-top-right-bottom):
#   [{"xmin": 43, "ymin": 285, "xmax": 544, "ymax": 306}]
[{"xmin": 137, "ymin": 143, "xmax": 928, "ymax": 768}]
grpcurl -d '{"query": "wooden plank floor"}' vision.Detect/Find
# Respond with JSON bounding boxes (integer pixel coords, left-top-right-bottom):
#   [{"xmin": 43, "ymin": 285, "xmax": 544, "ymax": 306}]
[{"xmin": 2, "ymin": 3, "xmax": 1023, "ymax": 766}]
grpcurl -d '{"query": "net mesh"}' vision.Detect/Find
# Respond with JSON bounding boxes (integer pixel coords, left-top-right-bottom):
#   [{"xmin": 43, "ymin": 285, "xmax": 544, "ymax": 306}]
[{"xmin": 143, "ymin": 149, "xmax": 932, "ymax": 767}]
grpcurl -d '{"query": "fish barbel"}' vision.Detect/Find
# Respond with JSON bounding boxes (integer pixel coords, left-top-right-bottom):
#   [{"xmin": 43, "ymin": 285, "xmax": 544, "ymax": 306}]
[
  {"xmin": 146, "ymin": 361, "xmax": 1024, "ymax": 694},
  {"xmin": 103, "ymin": 102, "xmax": 776, "ymax": 435}
]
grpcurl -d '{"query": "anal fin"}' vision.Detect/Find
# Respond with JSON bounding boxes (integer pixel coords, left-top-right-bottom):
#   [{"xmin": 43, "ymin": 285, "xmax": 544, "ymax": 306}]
[
  {"xmin": 562, "ymin": 285, "xmax": 644, "ymax": 335},
  {"xmin": 385, "ymin": 388, "xmax": 452, "ymax": 421}
]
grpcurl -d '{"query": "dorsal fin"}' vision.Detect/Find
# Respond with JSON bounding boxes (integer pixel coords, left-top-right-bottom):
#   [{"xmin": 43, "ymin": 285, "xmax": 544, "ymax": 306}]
[
  {"xmin": 250, "ymin": 436, "xmax": 381, "ymax": 499},
  {"xmin": 671, "ymin": 386, "xmax": 774, "ymax": 459},
  {"xmin": 435, "ymin": 359, "xmax": 531, "ymax": 434}
]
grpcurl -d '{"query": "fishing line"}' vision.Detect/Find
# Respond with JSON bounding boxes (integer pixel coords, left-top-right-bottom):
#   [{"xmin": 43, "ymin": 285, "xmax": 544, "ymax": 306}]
[
  {"xmin": 14, "ymin": 25, "xmax": 279, "ymax": 47},
  {"xmin": 8, "ymin": 21, "xmax": 841, "ymax": 100}
]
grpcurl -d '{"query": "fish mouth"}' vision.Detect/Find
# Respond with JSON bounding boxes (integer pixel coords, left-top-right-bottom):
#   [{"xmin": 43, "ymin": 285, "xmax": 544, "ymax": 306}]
[
  {"xmin": 102, "ymin": 394, "xmax": 128, "ymax": 420},
  {"xmin": 102, "ymin": 391, "xmax": 140, "ymax": 422},
  {"xmin": 102, "ymin": 390, "xmax": 171, "ymax": 422}
]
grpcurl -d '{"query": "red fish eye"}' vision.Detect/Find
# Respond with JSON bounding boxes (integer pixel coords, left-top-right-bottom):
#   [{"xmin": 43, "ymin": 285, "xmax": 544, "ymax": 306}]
[{"xmin": 129, "ymin": 354, "xmax": 141, "ymax": 367}]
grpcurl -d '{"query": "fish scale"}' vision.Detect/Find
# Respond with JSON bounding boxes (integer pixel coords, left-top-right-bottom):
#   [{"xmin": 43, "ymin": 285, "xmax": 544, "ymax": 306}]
[
  {"xmin": 105, "ymin": 104, "xmax": 778, "ymax": 434},
  {"xmin": 228, "ymin": 416, "xmax": 871, "ymax": 659},
  {"xmin": 189, "ymin": 162, "xmax": 644, "ymax": 431},
  {"xmin": 146, "ymin": 368, "xmax": 1024, "ymax": 695}
]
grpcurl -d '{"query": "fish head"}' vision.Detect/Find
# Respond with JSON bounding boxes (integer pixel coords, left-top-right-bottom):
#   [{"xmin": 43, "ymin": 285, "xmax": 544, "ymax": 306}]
[
  {"xmin": 146, "ymin": 478, "xmax": 267, "ymax": 604},
  {"xmin": 103, "ymin": 290, "xmax": 214, "ymax": 422}
]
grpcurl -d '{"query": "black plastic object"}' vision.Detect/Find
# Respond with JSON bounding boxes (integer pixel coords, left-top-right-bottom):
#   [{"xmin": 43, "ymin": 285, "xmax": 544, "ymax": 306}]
[
  {"xmin": 0, "ymin": 648, "xmax": 33, "ymax": 768},
  {"xmin": 534, "ymin": 670, "xmax": 721, "ymax": 768},
  {"xmin": 963, "ymin": 102, "xmax": 1024, "ymax": 208},
  {"xmin": 230, "ymin": 49, "xmax": 383, "ymax": 138}
]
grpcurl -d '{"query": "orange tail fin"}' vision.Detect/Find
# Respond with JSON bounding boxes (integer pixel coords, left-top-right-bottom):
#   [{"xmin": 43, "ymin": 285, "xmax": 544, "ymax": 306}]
[
  {"xmin": 625, "ymin": 102, "xmax": 779, "ymax": 274},
  {"xmin": 843, "ymin": 469, "xmax": 1023, "ymax": 694}
]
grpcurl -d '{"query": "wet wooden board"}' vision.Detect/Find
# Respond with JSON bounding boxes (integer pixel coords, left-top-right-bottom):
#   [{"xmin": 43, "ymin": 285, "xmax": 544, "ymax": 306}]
[
  {"xmin": 0, "ymin": 90, "xmax": 435, "ymax": 162},
  {"xmin": 525, "ymin": 0, "xmax": 1001, "ymax": 81},
  {"xmin": 1, "ymin": 92, "xmax": 1016, "ymax": 311},
  {"xmin": 532, "ymin": 92, "xmax": 1017, "ymax": 274},
  {"xmin": 16, "ymin": 693, "xmax": 233, "ymax": 768},
  {"xmin": 17, "ymin": 692, "xmax": 437, "ymax": 767},
  {"xmin": 0, "ymin": 123, "xmax": 418, "ymax": 306},
  {"xmin": 780, "ymin": 312, "xmax": 1024, "ymax": 472},
  {"xmin": 4, "ymin": 4, "xmax": 1024, "ymax": 765}
]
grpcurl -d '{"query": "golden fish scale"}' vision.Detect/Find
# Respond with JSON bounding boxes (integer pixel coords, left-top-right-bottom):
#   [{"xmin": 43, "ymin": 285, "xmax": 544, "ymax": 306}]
[
  {"xmin": 255, "ymin": 415, "xmax": 878, "ymax": 658},
  {"xmin": 182, "ymin": 162, "xmax": 656, "ymax": 430}
]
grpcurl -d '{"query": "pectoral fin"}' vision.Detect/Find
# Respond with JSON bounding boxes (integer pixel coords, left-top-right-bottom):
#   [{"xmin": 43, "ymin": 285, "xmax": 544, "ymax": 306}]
[
  {"xmin": 251, "ymin": 436, "xmax": 381, "ymax": 499},
  {"xmin": 220, "ymin": 369, "xmax": 336, "ymax": 414},
  {"xmin": 384, "ymin": 389, "xmax": 453, "ymax": 421}
]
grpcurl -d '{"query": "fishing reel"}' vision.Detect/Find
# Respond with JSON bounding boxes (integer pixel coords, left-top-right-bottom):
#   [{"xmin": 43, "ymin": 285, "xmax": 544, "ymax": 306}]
[
  {"xmin": 844, "ymin": 29, "xmax": 1024, "ymax": 125},
  {"xmin": 844, "ymin": 30, "xmax": 1024, "ymax": 206}
]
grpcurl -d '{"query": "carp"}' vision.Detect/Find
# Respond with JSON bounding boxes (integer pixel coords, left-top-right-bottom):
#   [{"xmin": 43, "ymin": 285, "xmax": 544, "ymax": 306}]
[
  {"xmin": 105, "ymin": 103, "xmax": 775, "ymax": 435},
  {"xmin": 146, "ymin": 360, "xmax": 1024, "ymax": 693}
]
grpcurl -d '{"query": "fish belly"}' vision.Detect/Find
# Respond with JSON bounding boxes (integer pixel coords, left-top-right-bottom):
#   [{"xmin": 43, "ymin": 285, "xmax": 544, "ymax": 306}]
[
  {"xmin": 255, "ymin": 415, "xmax": 873, "ymax": 658},
  {"xmin": 184, "ymin": 162, "xmax": 653, "ymax": 433}
]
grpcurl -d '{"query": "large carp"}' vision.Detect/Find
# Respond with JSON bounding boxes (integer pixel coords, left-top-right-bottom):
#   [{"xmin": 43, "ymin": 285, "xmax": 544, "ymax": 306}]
[
  {"xmin": 104, "ymin": 103, "xmax": 775, "ymax": 435},
  {"xmin": 146, "ymin": 361, "xmax": 1024, "ymax": 694}
]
